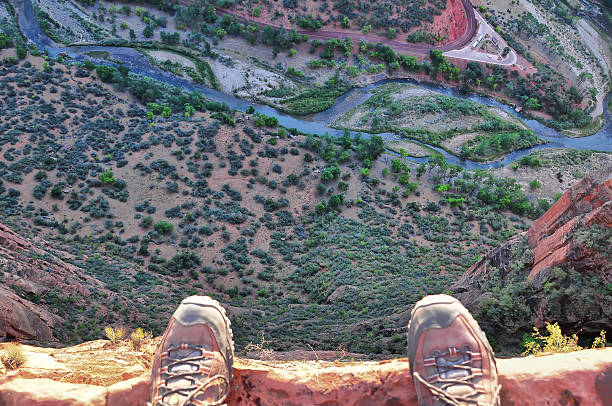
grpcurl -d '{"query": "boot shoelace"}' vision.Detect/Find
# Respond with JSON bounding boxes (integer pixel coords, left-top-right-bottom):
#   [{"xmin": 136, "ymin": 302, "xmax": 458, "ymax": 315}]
[
  {"xmin": 413, "ymin": 346, "xmax": 501, "ymax": 406},
  {"xmin": 155, "ymin": 344, "xmax": 229, "ymax": 406}
]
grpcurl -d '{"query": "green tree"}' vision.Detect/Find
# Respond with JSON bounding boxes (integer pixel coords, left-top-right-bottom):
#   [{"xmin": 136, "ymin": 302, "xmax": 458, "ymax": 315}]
[
  {"xmin": 429, "ymin": 49, "xmax": 444, "ymax": 65},
  {"xmin": 143, "ymin": 25, "xmax": 154, "ymax": 38},
  {"xmin": 525, "ymin": 98, "xmax": 541, "ymax": 110},
  {"xmin": 99, "ymin": 169, "xmax": 116, "ymax": 184},
  {"xmin": 154, "ymin": 221, "xmax": 174, "ymax": 234},
  {"xmin": 161, "ymin": 105, "xmax": 172, "ymax": 118},
  {"xmin": 96, "ymin": 65, "xmax": 118, "ymax": 83},
  {"xmin": 328, "ymin": 193, "xmax": 344, "ymax": 209}
]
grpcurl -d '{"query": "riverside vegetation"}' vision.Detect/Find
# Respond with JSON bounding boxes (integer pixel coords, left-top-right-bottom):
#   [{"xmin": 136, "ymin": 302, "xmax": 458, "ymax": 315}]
[
  {"xmin": 2, "ymin": 0, "xmax": 611, "ymax": 354},
  {"xmin": 332, "ymin": 82, "xmax": 543, "ymax": 162},
  {"xmin": 27, "ymin": 0, "xmax": 601, "ymax": 130},
  {"xmin": 1, "ymin": 41, "xmax": 594, "ymax": 356}
]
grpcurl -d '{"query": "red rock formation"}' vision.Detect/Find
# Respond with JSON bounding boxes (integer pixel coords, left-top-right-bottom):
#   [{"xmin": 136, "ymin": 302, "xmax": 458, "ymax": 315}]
[
  {"xmin": 452, "ymin": 173, "xmax": 612, "ymax": 344},
  {"xmin": 0, "ymin": 222, "xmax": 105, "ymax": 342},
  {"xmin": 432, "ymin": 0, "xmax": 468, "ymax": 43},
  {"xmin": 526, "ymin": 175, "xmax": 612, "ymax": 281},
  {"xmin": 0, "ymin": 341, "xmax": 610, "ymax": 405},
  {"xmin": 0, "ymin": 285, "xmax": 59, "ymax": 343}
]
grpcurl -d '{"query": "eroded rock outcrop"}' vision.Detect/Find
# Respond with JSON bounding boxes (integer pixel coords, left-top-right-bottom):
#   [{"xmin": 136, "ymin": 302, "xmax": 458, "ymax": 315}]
[
  {"xmin": 453, "ymin": 173, "xmax": 612, "ymax": 348},
  {"xmin": 0, "ymin": 341, "xmax": 610, "ymax": 405},
  {"xmin": 527, "ymin": 173, "xmax": 612, "ymax": 281},
  {"xmin": 0, "ymin": 285, "xmax": 59, "ymax": 343},
  {"xmin": 0, "ymin": 222, "xmax": 105, "ymax": 342}
]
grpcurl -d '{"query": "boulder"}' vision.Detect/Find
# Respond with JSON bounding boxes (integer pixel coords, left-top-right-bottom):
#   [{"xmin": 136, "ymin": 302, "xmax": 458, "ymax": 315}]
[{"xmin": 0, "ymin": 285, "xmax": 59, "ymax": 342}]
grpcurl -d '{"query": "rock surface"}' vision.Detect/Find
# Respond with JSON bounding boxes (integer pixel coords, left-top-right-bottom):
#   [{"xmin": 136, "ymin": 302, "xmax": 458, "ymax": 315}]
[
  {"xmin": 526, "ymin": 173, "xmax": 612, "ymax": 281},
  {"xmin": 0, "ymin": 222, "xmax": 109, "ymax": 342},
  {"xmin": 453, "ymin": 173, "xmax": 612, "ymax": 345},
  {"xmin": 0, "ymin": 341, "xmax": 610, "ymax": 405}
]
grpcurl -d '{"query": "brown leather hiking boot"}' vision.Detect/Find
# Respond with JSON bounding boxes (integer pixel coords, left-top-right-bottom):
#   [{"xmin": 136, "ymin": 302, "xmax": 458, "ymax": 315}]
[
  {"xmin": 150, "ymin": 296, "xmax": 234, "ymax": 406},
  {"xmin": 407, "ymin": 295, "xmax": 501, "ymax": 406}
]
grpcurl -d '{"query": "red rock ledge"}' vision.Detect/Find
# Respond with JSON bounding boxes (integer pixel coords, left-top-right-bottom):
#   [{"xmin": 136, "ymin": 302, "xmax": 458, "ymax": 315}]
[{"xmin": 0, "ymin": 341, "xmax": 610, "ymax": 405}]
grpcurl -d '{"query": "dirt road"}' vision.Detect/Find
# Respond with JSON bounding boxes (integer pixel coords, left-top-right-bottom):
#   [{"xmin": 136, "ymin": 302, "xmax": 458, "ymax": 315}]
[{"xmin": 179, "ymin": 0, "xmax": 478, "ymax": 56}]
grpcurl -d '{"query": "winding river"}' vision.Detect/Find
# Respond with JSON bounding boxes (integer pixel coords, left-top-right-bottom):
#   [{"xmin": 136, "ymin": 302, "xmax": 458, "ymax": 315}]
[{"xmin": 16, "ymin": 0, "xmax": 612, "ymax": 169}]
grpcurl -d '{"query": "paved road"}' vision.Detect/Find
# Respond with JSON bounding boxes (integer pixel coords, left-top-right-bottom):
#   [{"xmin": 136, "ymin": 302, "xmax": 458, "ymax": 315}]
[
  {"xmin": 444, "ymin": 10, "xmax": 518, "ymax": 66},
  {"xmin": 180, "ymin": 0, "xmax": 478, "ymax": 56}
]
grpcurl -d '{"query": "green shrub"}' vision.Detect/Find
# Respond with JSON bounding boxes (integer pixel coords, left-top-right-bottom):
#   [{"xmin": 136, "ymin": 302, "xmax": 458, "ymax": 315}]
[
  {"xmin": 154, "ymin": 221, "xmax": 174, "ymax": 234},
  {"xmin": 141, "ymin": 216, "xmax": 153, "ymax": 228},
  {"xmin": 99, "ymin": 169, "xmax": 116, "ymax": 184},
  {"xmin": 0, "ymin": 34, "xmax": 13, "ymax": 49},
  {"xmin": 96, "ymin": 65, "xmax": 118, "ymax": 83}
]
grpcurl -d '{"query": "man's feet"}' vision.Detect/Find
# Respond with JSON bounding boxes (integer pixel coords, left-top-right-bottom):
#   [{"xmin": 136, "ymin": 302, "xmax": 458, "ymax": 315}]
[
  {"xmin": 150, "ymin": 296, "xmax": 234, "ymax": 406},
  {"xmin": 407, "ymin": 295, "xmax": 501, "ymax": 406}
]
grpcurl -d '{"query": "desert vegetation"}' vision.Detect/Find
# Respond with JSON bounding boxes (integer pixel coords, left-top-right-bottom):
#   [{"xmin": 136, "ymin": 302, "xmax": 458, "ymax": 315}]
[
  {"xmin": 0, "ymin": 46, "xmax": 563, "ymax": 355},
  {"xmin": 476, "ymin": 0, "xmax": 610, "ymax": 132},
  {"xmin": 2, "ymin": 0, "xmax": 610, "ymax": 357},
  {"xmin": 27, "ymin": 0, "xmax": 600, "ymax": 131},
  {"xmin": 177, "ymin": 0, "xmax": 453, "ymax": 43}
]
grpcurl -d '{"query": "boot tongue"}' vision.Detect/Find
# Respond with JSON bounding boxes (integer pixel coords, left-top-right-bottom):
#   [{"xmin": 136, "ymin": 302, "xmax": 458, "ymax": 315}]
[
  {"xmin": 165, "ymin": 348, "xmax": 202, "ymax": 405},
  {"xmin": 436, "ymin": 352, "xmax": 474, "ymax": 398}
]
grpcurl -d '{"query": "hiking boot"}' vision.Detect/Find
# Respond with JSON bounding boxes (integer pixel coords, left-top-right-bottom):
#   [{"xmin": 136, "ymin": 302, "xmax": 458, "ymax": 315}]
[
  {"xmin": 407, "ymin": 295, "xmax": 500, "ymax": 406},
  {"xmin": 150, "ymin": 296, "xmax": 234, "ymax": 406}
]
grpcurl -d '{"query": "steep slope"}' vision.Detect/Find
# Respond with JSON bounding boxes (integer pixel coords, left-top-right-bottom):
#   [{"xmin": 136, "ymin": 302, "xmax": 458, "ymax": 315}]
[
  {"xmin": 0, "ymin": 222, "xmax": 123, "ymax": 343},
  {"xmin": 452, "ymin": 172, "xmax": 612, "ymax": 350}
]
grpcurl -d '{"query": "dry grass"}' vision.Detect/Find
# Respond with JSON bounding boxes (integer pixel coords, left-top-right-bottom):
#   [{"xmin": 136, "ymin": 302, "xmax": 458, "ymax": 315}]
[
  {"xmin": 104, "ymin": 326, "xmax": 126, "ymax": 345},
  {"xmin": 244, "ymin": 332, "xmax": 274, "ymax": 360},
  {"xmin": 1, "ymin": 344, "xmax": 26, "ymax": 370},
  {"xmin": 129, "ymin": 328, "xmax": 153, "ymax": 350}
]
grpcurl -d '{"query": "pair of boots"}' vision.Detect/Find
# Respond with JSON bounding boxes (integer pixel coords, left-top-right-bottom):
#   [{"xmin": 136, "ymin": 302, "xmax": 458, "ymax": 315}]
[{"xmin": 149, "ymin": 295, "xmax": 501, "ymax": 406}]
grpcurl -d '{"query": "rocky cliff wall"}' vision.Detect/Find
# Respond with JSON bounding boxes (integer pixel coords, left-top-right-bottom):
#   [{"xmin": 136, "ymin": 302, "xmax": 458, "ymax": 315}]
[
  {"xmin": 0, "ymin": 222, "xmax": 116, "ymax": 343},
  {"xmin": 453, "ymin": 173, "xmax": 611, "ymax": 348}
]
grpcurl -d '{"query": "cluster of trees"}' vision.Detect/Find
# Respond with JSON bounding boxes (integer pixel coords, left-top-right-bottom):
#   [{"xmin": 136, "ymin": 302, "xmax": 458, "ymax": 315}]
[
  {"xmin": 0, "ymin": 33, "xmax": 13, "ymax": 49},
  {"xmin": 83, "ymin": 0, "xmax": 178, "ymax": 13},
  {"xmin": 160, "ymin": 31, "xmax": 180, "ymax": 45},
  {"xmin": 460, "ymin": 130, "xmax": 541, "ymax": 160},
  {"xmin": 427, "ymin": 157, "xmax": 547, "ymax": 218},
  {"xmin": 281, "ymin": 74, "xmax": 352, "ymax": 115},
  {"xmin": 91, "ymin": 62, "xmax": 230, "ymax": 116},
  {"xmin": 330, "ymin": 0, "xmax": 443, "ymax": 34},
  {"xmin": 175, "ymin": 2, "xmax": 307, "ymax": 54},
  {"xmin": 296, "ymin": 14, "xmax": 323, "ymax": 30},
  {"xmin": 302, "ymin": 131, "xmax": 384, "ymax": 173},
  {"xmin": 531, "ymin": 0, "xmax": 575, "ymax": 25},
  {"xmin": 253, "ymin": 113, "xmax": 279, "ymax": 127}
]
